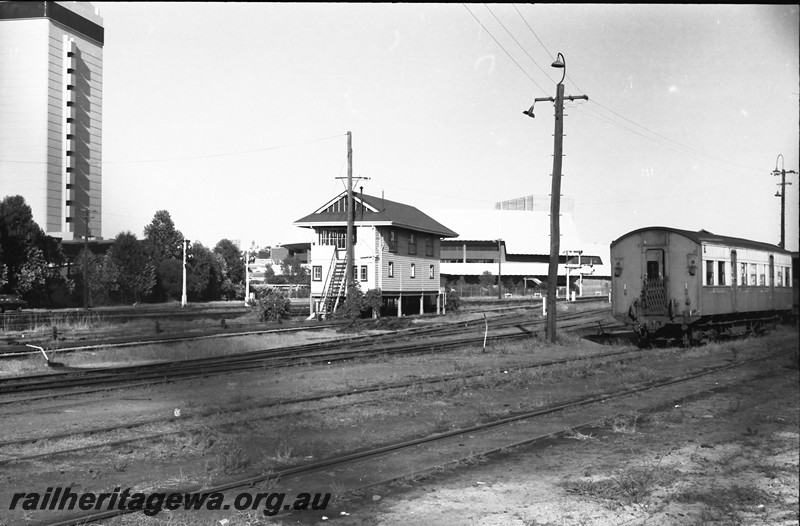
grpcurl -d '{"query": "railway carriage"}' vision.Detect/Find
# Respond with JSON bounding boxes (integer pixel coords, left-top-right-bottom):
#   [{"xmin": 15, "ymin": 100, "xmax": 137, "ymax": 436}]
[{"xmin": 611, "ymin": 227, "xmax": 793, "ymax": 345}]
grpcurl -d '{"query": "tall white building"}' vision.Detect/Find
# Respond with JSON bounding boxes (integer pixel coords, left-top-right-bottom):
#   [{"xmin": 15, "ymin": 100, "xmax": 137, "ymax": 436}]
[{"xmin": 0, "ymin": 1, "xmax": 103, "ymax": 240}]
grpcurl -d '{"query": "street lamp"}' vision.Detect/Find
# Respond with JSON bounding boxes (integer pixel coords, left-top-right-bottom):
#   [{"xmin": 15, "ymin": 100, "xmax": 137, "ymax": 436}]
[{"xmin": 525, "ymin": 53, "xmax": 587, "ymax": 343}]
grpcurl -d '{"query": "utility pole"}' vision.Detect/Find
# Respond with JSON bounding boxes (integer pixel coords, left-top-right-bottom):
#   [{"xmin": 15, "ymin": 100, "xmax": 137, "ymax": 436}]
[
  {"xmin": 524, "ymin": 53, "xmax": 588, "ymax": 343},
  {"xmin": 346, "ymin": 131, "xmax": 354, "ymax": 296},
  {"xmin": 497, "ymin": 239, "xmax": 503, "ymax": 299},
  {"xmin": 244, "ymin": 247, "xmax": 250, "ymax": 307},
  {"xmin": 772, "ymin": 154, "xmax": 796, "ymax": 249},
  {"xmin": 82, "ymin": 207, "xmax": 90, "ymax": 309},
  {"xmin": 181, "ymin": 239, "xmax": 188, "ymax": 307}
]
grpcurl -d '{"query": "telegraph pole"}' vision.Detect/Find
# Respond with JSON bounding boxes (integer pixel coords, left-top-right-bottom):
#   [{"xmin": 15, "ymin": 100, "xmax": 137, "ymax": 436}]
[
  {"xmin": 772, "ymin": 154, "xmax": 796, "ymax": 249},
  {"xmin": 181, "ymin": 239, "xmax": 188, "ymax": 307},
  {"xmin": 346, "ymin": 131, "xmax": 354, "ymax": 296},
  {"xmin": 82, "ymin": 207, "xmax": 90, "ymax": 309},
  {"xmin": 524, "ymin": 53, "xmax": 588, "ymax": 343}
]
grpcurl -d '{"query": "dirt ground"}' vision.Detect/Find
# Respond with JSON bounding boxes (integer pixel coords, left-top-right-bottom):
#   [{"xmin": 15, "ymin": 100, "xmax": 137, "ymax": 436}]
[
  {"xmin": 357, "ymin": 359, "xmax": 799, "ymax": 526},
  {"xmin": 1, "ymin": 321, "xmax": 797, "ymax": 526}
]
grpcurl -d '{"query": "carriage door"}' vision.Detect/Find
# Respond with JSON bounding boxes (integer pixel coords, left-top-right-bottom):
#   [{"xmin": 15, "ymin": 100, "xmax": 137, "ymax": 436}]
[
  {"xmin": 730, "ymin": 250, "xmax": 738, "ymax": 312},
  {"xmin": 768, "ymin": 255, "xmax": 774, "ymax": 308},
  {"xmin": 644, "ymin": 249, "xmax": 667, "ymax": 314}
]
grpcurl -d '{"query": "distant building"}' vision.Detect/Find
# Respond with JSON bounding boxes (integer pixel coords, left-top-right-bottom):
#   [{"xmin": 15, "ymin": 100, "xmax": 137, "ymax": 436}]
[
  {"xmin": 432, "ymin": 208, "xmax": 610, "ymax": 297},
  {"xmin": 294, "ymin": 191, "xmax": 457, "ymax": 317},
  {"xmin": 0, "ymin": 1, "xmax": 104, "ymax": 240},
  {"xmin": 495, "ymin": 194, "xmax": 574, "ymax": 214}
]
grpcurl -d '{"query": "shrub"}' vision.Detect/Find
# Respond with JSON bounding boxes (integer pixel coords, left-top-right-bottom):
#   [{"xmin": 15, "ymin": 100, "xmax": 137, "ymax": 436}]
[
  {"xmin": 445, "ymin": 290, "xmax": 462, "ymax": 313},
  {"xmin": 334, "ymin": 285, "xmax": 382, "ymax": 320},
  {"xmin": 256, "ymin": 288, "xmax": 291, "ymax": 324}
]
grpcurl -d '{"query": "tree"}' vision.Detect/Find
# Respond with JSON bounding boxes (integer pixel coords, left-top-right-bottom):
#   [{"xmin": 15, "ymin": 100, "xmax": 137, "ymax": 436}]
[
  {"xmin": 0, "ymin": 195, "xmax": 46, "ymax": 293},
  {"xmin": 157, "ymin": 258, "xmax": 183, "ymax": 300},
  {"xmin": 479, "ymin": 271, "xmax": 495, "ymax": 295},
  {"xmin": 214, "ymin": 238, "xmax": 245, "ymax": 286},
  {"xmin": 143, "ymin": 210, "xmax": 184, "ymax": 262},
  {"xmin": 186, "ymin": 242, "xmax": 224, "ymax": 301},
  {"xmin": 107, "ymin": 231, "xmax": 156, "ymax": 304},
  {"xmin": 0, "ymin": 195, "xmax": 67, "ymax": 304},
  {"xmin": 280, "ymin": 255, "xmax": 310, "ymax": 285}
]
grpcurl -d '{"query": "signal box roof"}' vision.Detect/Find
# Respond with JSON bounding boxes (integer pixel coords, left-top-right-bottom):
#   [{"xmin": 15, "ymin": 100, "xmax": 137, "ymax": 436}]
[{"xmin": 294, "ymin": 192, "xmax": 458, "ymax": 238}]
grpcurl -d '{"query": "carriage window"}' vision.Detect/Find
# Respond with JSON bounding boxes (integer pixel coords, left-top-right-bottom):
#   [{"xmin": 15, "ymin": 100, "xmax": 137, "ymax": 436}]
[
  {"xmin": 786, "ymin": 267, "xmax": 792, "ymax": 287},
  {"xmin": 740, "ymin": 263, "xmax": 747, "ymax": 287},
  {"xmin": 705, "ymin": 261, "xmax": 714, "ymax": 286},
  {"xmin": 645, "ymin": 249, "xmax": 663, "ymax": 280},
  {"xmin": 717, "ymin": 261, "xmax": 726, "ymax": 286},
  {"xmin": 777, "ymin": 268, "xmax": 783, "ymax": 287},
  {"xmin": 759, "ymin": 265, "xmax": 766, "ymax": 286},
  {"xmin": 749, "ymin": 263, "xmax": 757, "ymax": 286}
]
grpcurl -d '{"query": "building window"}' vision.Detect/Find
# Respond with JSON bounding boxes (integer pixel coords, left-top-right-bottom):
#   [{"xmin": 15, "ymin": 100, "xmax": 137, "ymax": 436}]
[
  {"xmin": 717, "ymin": 261, "xmax": 726, "ymax": 286},
  {"xmin": 408, "ymin": 233, "xmax": 417, "ymax": 255},
  {"xmin": 425, "ymin": 237, "xmax": 433, "ymax": 257},
  {"xmin": 360, "ymin": 266, "xmax": 368, "ymax": 281},
  {"xmin": 705, "ymin": 260, "xmax": 714, "ymax": 286},
  {"xmin": 429, "ymin": 264, "xmax": 434, "ymax": 279},
  {"xmin": 313, "ymin": 266, "xmax": 322, "ymax": 281},
  {"xmin": 388, "ymin": 261, "xmax": 394, "ymax": 278},
  {"xmin": 318, "ymin": 228, "xmax": 348, "ymax": 249},
  {"xmin": 388, "ymin": 230, "xmax": 397, "ymax": 253},
  {"xmin": 410, "ymin": 263, "xmax": 416, "ymax": 278}
]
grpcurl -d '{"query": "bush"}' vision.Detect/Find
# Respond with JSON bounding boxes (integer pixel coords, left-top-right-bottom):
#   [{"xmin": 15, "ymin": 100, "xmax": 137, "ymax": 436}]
[
  {"xmin": 255, "ymin": 288, "xmax": 291, "ymax": 324},
  {"xmin": 334, "ymin": 285, "xmax": 382, "ymax": 320},
  {"xmin": 445, "ymin": 290, "xmax": 462, "ymax": 313}
]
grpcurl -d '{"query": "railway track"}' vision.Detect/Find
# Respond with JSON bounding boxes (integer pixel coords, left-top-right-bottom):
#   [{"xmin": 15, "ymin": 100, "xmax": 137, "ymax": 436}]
[
  {"xmin": 31, "ymin": 345, "xmax": 794, "ymax": 526},
  {"xmin": 0, "ymin": 344, "xmax": 645, "ymax": 464},
  {"xmin": 0, "ymin": 307, "xmax": 617, "ymax": 396}
]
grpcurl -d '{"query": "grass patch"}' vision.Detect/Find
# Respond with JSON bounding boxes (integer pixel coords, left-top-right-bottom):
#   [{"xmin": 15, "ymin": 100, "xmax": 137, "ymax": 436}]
[
  {"xmin": 561, "ymin": 461, "xmax": 678, "ymax": 506},
  {"xmin": 675, "ymin": 484, "xmax": 773, "ymax": 522}
]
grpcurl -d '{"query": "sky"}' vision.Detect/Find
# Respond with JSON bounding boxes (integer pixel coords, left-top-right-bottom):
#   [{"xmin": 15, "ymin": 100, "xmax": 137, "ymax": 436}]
[{"xmin": 94, "ymin": 3, "xmax": 800, "ymax": 252}]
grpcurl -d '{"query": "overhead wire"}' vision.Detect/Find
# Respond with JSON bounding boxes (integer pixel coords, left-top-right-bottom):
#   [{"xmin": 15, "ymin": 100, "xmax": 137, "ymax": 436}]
[
  {"xmin": 461, "ymin": 4, "xmax": 549, "ymax": 96},
  {"xmin": 508, "ymin": 3, "xmax": 763, "ymax": 176}
]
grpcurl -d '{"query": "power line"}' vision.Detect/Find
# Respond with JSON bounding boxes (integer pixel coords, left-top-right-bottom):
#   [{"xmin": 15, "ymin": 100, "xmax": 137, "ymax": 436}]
[
  {"xmin": 462, "ymin": 4, "xmax": 549, "ymax": 95},
  {"xmin": 508, "ymin": 4, "xmax": 765, "ymax": 174},
  {"xmin": 483, "ymin": 4, "xmax": 553, "ymax": 84}
]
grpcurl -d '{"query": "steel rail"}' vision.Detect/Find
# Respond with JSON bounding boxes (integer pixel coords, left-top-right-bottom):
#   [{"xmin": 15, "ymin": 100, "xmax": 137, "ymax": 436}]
[
  {"xmin": 38, "ymin": 348, "xmax": 793, "ymax": 526},
  {"xmin": 0, "ymin": 309, "xmax": 613, "ymax": 395},
  {"xmin": 0, "ymin": 345, "xmax": 644, "ymax": 458}
]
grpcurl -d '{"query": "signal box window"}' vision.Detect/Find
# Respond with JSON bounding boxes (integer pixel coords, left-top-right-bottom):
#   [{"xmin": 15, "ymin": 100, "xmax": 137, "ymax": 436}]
[
  {"xmin": 410, "ymin": 263, "xmax": 416, "ymax": 278},
  {"xmin": 388, "ymin": 261, "xmax": 394, "ymax": 278},
  {"xmin": 408, "ymin": 233, "xmax": 417, "ymax": 255},
  {"xmin": 388, "ymin": 230, "xmax": 397, "ymax": 253}
]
